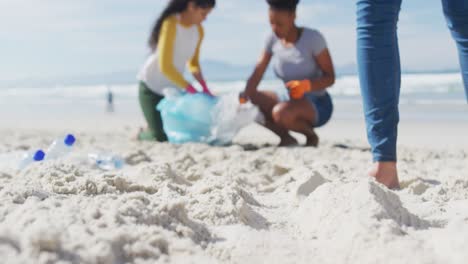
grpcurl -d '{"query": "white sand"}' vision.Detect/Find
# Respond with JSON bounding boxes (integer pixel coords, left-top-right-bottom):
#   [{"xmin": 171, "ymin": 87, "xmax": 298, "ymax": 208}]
[{"xmin": 0, "ymin": 123, "xmax": 467, "ymax": 264}]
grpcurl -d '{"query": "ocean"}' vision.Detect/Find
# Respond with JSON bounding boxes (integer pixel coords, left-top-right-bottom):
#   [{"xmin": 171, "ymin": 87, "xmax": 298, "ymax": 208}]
[{"xmin": 0, "ymin": 73, "xmax": 466, "ymax": 130}]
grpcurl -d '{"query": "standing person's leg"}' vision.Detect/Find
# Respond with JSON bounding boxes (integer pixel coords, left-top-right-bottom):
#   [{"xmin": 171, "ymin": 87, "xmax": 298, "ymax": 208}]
[
  {"xmin": 443, "ymin": 0, "xmax": 468, "ymax": 100},
  {"xmin": 356, "ymin": 0, "xmax": 402, "ymax": 189},
  {"xmin": 138, "ymin": 82, "xmax": 168, "ymax": 142}
]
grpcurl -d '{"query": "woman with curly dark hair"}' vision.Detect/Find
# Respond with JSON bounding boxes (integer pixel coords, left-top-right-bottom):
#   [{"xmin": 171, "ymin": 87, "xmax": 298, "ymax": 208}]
[{"xmin": 241, "ymin": 0, "xmax": 336, "ymax": 147}]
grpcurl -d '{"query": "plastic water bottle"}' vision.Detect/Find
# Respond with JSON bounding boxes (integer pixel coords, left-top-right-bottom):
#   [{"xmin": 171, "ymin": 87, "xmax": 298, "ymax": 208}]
[
  {"xmin": 88, "ymin": 153, "xmax": 124, "ymax": 171},
  {"xmin": 45, "ymin": 134, "xmax": 76, "ymax": 160},
  {"xmin": 18, "ymin": 150, "xmax": 45, "ymax": 170}
]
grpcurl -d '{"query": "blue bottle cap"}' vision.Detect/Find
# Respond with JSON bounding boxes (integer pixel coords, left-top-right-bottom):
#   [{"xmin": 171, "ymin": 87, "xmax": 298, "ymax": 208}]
[
  {"xmin": 64, "ymin": 134, "xmax": 76, "ymax": 146},
  {"xmin": 33, "ymin": 150, "xmax": 45, "ymax": 161}
]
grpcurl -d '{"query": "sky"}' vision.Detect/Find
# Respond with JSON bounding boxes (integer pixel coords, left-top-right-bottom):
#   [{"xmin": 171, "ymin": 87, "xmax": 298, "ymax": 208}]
[{"xmin": 0, "ymin": 0, "xmax": 461, "ymax": 81}]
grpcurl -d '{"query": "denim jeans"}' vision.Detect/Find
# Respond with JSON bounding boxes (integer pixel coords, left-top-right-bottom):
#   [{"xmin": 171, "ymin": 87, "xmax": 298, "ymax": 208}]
[{"xmin": 356, "ymin": 0, "xmax": 468, "ymax": 162}]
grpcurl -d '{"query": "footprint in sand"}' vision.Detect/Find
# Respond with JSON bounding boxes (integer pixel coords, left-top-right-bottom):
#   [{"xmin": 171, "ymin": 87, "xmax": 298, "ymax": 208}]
[{"xmin": 125, "ymin": 151, "xmax": 152, "ymax": 165}]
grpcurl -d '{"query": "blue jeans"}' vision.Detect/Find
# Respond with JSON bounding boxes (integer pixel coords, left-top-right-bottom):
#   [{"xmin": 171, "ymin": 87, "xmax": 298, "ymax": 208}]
[{"xmin": 357, "ymin": 0, "xmax": 468, "ymax": 162}]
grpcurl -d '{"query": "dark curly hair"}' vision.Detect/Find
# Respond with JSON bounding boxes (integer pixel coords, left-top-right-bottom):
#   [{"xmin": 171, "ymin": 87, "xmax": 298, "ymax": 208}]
[{"xmin": 266, "ymin": 0, "xmax": 299, "ymax": 11}]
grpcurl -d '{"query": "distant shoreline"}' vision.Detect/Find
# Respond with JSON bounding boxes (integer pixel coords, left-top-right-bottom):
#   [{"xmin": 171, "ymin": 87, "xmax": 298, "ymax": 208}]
[
  {"xmin": 0, "ymin": 71, "xmax": 463, "ymax": 89},
  {"xmin": 0, "ymin": 57, "xmax": 461, "ymax": 89}
]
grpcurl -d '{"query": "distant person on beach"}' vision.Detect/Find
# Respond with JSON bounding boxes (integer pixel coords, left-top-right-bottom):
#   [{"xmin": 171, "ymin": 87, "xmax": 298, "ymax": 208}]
[
  {"xmin": 356, "ymin": 0, "xmax": 468, "ymax": 189},
  {"xmin": 240, "ymin": 0, "xmax": 336, "ymax": 147},
  {"xmin": 137, "ymin": 0, "xmax": 216, "ymax": 141},
  {"xmin": 106, "ymin": 87, "xmax": 114, "ymax": 113}
]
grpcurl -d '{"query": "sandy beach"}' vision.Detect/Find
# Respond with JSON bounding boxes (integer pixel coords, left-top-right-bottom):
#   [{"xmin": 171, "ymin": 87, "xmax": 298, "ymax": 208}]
[
  {"xmin": 2, "ymin": 0, "xmax": 468, "ymax": 262},
  {"xmin": 0, "ymin": 112, "xmax": 467, "ymax": 263}
]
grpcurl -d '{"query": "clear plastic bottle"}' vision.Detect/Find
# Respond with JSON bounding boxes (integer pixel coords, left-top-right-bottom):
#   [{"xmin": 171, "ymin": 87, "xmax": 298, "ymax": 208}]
[
  {"xmin": 18, "ymin": 150, "xmax": 45, "ymax": 170},
  {"xmin": 45, "ymin": 134, "xmax": 76, "ymax": 160},
  {"xmin": 88, "ymin": 153, "xmax": 124, "ymax": 171}
]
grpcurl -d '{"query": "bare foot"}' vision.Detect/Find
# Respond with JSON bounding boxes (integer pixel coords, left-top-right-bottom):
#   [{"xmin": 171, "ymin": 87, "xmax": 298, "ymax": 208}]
[
  {"xmin": 369, "ymin": 162, "xmax": 400, "ymax": 190},
  {"xmin": 305, "ymin": 132, "xmax": 319, "ymax": 147},
  {"xmin": 279, "ymin": 135, "xmax": 298, "ymax": 147}
]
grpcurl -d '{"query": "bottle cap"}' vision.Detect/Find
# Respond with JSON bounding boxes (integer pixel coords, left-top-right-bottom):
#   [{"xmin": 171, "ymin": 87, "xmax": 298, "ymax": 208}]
[
  {"xmin": 64, "ymin": 134, "xmax": 76, "ymax": 146},
  {"xmin": 33, "ymin": 150, "xmax": 45, "ymax": 161}
]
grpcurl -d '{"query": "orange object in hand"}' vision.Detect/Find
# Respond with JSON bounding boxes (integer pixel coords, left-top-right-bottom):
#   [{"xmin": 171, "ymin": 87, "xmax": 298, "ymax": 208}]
[
  {"xmin": 239, "ymin": 97, "xmax": 247, "ymax": 104},
  {"xmin": 239, "ymin": 92, "xmax": 249, "ymax": 104},
  {"xmin": 286, "ymin": 80, "xmax": 312, "ymax": 99}
]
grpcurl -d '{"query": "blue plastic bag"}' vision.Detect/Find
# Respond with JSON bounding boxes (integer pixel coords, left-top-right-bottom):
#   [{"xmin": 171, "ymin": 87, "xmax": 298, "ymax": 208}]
[
  {"xmin": 157, "ymin": 91, "xmax": 218, "ymax": 144},
  {"xmin": 157, "ymin": 89, "xmax": 262, "ymax": 145}
]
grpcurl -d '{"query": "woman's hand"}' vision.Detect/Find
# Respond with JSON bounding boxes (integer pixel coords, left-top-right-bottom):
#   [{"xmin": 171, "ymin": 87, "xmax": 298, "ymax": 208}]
[
  {"xmin": 239, "ymin": 91, "xmax": 249, "ymax": 104},
  {"xmin": 185, "ymin": 84, "xmax": 198, "ymax": 94},
  {"xmin": 286, "ymin": 49, "xmax": 336, "ymax": 100},
  {"xmin": 200, "ymin": 80, "xmax": 214, "ymax": 97},
  {"xmin": 286, "ymin": 80, "xmax": 312, "ymax": 99},
  {"xmin": 192, "ymin": 72, "xmax": 214, "ymax": 96}
]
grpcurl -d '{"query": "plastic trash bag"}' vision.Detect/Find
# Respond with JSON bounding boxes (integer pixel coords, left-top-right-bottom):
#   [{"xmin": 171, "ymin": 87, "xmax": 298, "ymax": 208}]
[
  {"xmin": 157, "ymin": 89, "xmax": 262, "ymax": 145},
  {"xmin": 157, "ymin": 89, "xmax": 216, "ymax": 143},
  {"xmin": 210, "ymin": 94, "xmax": 263, "ymax": 145}
]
